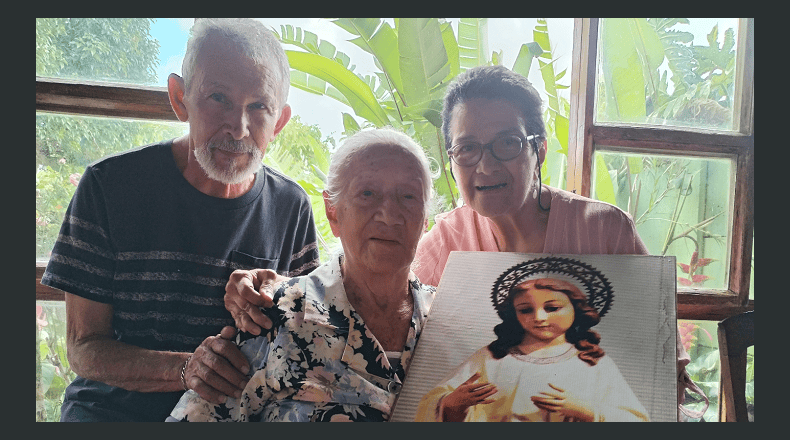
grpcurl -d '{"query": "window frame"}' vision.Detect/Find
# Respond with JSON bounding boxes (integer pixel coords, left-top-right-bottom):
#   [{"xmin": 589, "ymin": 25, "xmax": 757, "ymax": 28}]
[
  {"xmin": 567, "ymin": 18, "xmax": 754, "ymax": 321},
  {"xmin": 35, "ymin": 18, "xmax": 755, "ymax": 321}
]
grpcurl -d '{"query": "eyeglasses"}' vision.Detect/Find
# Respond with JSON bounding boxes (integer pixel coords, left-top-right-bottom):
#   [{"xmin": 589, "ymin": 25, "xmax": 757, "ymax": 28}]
[{"xmin": 448, "ymin": 134, "xmax": 541, "ymax": 167}]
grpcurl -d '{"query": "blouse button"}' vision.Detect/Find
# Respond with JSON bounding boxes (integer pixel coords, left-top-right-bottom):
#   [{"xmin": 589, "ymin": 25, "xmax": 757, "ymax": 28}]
[{"xmin": 388, "ymin": 382, "xmax": 402, "ymax": 394}]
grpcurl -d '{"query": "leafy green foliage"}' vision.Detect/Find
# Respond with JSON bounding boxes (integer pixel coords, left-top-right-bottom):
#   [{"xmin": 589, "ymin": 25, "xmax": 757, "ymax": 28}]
[
  {"xmin": 263, "ymin": 115, "xmax": 339, "ymax": 259},
  {"xmin": 531, "ymin": 19, "xmax": 569, "ymax": 190},
  {"xmin": 272, "ymin": 18, "xmax": 570, "ymax": 215},
  {"xmin": 36, "ymin": 303, "xmax": 76, "ymax": 422},
  {"xmin": 679, "ymin": 320, "xmax": 754, "ymax": 422},
  {"xmin": 600, "ymin": 18, "xmax": 736, "ymax": 128},
  {"xmin": 36, "ymin": 18, "xmax": 161, "ymax": 84}
]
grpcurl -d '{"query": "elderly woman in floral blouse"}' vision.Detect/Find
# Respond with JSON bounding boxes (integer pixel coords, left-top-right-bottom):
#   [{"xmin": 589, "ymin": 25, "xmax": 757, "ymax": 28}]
[{"xmin": 167, "ymin": 127, "xmax": 436, "ymax": 422}]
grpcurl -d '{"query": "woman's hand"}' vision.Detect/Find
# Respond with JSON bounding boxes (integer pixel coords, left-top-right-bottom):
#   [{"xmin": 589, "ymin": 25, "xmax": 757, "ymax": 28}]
[
  {"xmin": 224, "ymin": 269, "xmax": 289, "ymax": 334},
  {"xmin": 441, "ymin": 372, "xmax": 498, "ymax": 422},
  {"xmin": 183, "ymin": 326, "xmax": 250, "ymax": 405},
  {"xmin": 531, "ymin": 383, "xmax": 595, "ymax": 421}
]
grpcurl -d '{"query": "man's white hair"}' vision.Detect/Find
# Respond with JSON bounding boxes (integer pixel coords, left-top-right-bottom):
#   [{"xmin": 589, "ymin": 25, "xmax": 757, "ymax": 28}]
[
  {"xmin": 324, "ymin": 127, "xmax": 436, "ymax": 217},
  {"xmin": 181, "ymin": 18, "xmax": 290, "ymax": 108}
]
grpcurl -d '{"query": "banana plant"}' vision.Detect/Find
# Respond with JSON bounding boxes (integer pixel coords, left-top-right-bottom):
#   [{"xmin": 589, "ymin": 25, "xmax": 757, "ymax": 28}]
[
  {"xmin": 263, "ymin": 116, "xmax": 339, "ymax": 259},
  {"xmin": 598, "ymin": 18, "xmax": 666, "ymax": 124},
  {"xmin": 530, "ymin": 18, "xmax": 568, "ymax": 192},
  {"xmin": 273, "ymin": 18, "xmax": 560, "ymax": 216}
]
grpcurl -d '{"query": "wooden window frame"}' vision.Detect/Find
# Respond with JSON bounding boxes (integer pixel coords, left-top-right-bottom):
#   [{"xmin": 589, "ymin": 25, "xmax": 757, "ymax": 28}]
[
  {"xmin": 36, "ymin": 19, "xmax": 755, "ymax": 322},
  {"xmin": 567, "ymin": 18, "xmax": 754, "ymax": 321}
]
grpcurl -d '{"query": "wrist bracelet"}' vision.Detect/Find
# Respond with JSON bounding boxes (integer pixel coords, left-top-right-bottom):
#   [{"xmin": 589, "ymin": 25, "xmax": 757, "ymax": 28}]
[{"xmin": 180, "ymin": 354, "xmax": 192, "ymax": 391}]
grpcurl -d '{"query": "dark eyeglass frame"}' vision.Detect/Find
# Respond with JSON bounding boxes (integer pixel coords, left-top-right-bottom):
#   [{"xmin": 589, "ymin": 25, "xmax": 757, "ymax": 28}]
[{"xmin": 448, "ymin": 134, "xmax": 542, "ymax": 167}]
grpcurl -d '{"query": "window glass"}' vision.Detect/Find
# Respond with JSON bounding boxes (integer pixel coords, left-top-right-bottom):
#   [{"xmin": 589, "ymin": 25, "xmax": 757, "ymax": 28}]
[
  {"xmin": 592, "ymin": 150, "xmax": 733, "ymax": 291},
  {"xmin": 36, "ymin": 301, "xmax": 73, "ymax": 422},
  {"xmin": 250, "ymin": 18, "xmax": 574, "ymax": 144},
  {"xmin": 36, "ymin": 18, "xmax": 190, "ymax": 87},
  {"xmin": 595, "ymin": 18, "xmax": 740, "ymax": 131},
  {"xmin": 678, "ymin": 319, "xmax": 754, "ymax": 422},
  {"xmin": 36, "ymin": 113, "xmax": 187, "ymax": 259}
]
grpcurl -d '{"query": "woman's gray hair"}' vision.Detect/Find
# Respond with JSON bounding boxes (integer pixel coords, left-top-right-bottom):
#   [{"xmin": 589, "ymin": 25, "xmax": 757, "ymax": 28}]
[
  {"xmin": 325, "ymin": 127, "xmax": 436, "ymax": 216},
  {"xmin": 181, "ymin": 18, "xmax": 290, "ymax": 108},
  {"xmin": 441, "ymin": 65, "xmax": 545, "ymax": 151}
]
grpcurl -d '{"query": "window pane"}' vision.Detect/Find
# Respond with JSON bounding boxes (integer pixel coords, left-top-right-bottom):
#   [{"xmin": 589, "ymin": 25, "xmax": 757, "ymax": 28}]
[
  {"xmin": 36, "ymin": 18, "xmax": 190, "ymax": 87},
  {"xmin": 36, "ymin": 301, "xmax": 73, "ymax": 422},
  {"xmin": 595, "ymin": 18, "xmax": 739, "ymax": 131},
  {"xmin": 678, "ymin": 319, "xmax": 754, "ymax": 422},
  {"xmin": 592, "ymin": 150, "xmax": 733, "ymax": 291},
  {"xmin": 36, "ymin": 113, "xmax": 187, "ymax": 259}
]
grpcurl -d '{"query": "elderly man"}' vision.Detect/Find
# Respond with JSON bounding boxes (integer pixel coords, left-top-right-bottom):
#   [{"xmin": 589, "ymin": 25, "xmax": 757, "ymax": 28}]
[{"xmin": 40, "ymin": 18, "xmax": 320, "ymax": 422}]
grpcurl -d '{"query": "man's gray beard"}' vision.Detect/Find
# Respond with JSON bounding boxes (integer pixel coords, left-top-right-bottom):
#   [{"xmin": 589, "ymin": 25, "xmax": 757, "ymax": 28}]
[{"xmin": 194, "ymin": 139, "xmax": 263, "ymax": 185}]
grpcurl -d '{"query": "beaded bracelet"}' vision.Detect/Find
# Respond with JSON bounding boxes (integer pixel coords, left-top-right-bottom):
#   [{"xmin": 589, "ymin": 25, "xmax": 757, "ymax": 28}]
[{"xmin": 180, "ymin": 354, "xmax": 192, "ymax": 391}]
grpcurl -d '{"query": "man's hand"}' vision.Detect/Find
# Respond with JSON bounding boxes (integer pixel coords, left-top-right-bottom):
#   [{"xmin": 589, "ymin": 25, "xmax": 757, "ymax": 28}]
[
  {"xmin": 183, "ymin": 326, "xmax": 250, "ymax": 405},
  {"xmin": 224, "ymin": 269, "xmax": 289, "ymax": 335}
]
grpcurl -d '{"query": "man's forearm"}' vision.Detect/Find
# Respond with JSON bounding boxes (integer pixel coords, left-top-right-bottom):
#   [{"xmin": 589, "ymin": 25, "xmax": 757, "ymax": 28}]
[{"xmin": 69, "ymin": 336, "xmax": 190, "ymax": 393}]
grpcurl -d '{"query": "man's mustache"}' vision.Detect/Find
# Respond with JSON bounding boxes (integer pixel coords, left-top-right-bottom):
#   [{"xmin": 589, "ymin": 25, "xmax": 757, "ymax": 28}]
[{"xmin": 207, "ymin": 138, "xmax": 256, "ymax": 154}]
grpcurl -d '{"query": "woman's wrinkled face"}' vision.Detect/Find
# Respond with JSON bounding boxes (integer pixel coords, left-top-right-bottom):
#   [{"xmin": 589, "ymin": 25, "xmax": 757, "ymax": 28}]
[
  {"xmin": 448, "ymin": 98, "xmax": 542, "ymax": 220},
  {"xmin": 326, "ymin": 144, "xmax": 427, "ymax": 276},
  {"xmin": 512, "ymin": 285, "xmax": 575, "ymax": 346}
]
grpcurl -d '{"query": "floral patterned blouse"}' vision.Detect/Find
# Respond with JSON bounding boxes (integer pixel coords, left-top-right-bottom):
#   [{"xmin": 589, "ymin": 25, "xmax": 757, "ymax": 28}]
[{"xmin": 167, "ymin": 253, "xmax": 435, "ymax": 422}]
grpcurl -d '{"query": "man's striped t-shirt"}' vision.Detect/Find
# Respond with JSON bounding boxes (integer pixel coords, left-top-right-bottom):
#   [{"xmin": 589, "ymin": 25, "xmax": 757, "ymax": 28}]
[{"xmin": 42, "ymin": 140, "xmax": 320, "ymax": 353}]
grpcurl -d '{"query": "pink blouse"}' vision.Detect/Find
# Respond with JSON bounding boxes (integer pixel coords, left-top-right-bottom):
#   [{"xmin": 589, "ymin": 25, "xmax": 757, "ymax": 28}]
[{"xmin": 413, "ymin": 186, "xmax": 649, "ymax": 287}]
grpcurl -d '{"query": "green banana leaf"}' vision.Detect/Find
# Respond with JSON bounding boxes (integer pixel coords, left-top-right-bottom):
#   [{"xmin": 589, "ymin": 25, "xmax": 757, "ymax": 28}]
[
  {"xmin": 342, "ymin": 112, "xmax": 361, "ymax": 134},
  {"xmin": 457, "ymin": 18, "xmax": 488, "ymax": 71},
  {"xmin": 286, "ymin": 50, "xmax": 390, "ymax": 127},
  {"xmin": 511, "ymin": 41, "xmax": 543, "ymax": 78},
  {"xmin": 594, "ymin": 153, "xmax": 617, "ymax": 205},
  {"xmin": 441, "ymin": 20, "xmax": 460, "ymax": 78},
  {"xmin": 600, "ymin": 18, "xmax": 665, "ymax": 122},
  {"xmin": 331, "ymin": 18, "xmax": 404, "ymax": 101},
  {"xmin": 397, "ymin": 18, "xmax": 451, "ymax": 107}
]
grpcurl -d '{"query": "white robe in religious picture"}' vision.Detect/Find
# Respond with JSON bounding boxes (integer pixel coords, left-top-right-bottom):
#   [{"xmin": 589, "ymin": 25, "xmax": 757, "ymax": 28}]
[{"xmin": 415, "ymin": 343, "xmax": 649, "ymax": 422}]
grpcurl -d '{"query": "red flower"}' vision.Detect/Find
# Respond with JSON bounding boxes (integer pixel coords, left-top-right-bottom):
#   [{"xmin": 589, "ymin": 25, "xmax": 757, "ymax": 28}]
[
  {"xmin": 678, "ymin": 321, "xmax": 698, "ymax": 352},
  {"xmin": 677, "ymin": 250, "xmax": 716, "ymax": 287}
]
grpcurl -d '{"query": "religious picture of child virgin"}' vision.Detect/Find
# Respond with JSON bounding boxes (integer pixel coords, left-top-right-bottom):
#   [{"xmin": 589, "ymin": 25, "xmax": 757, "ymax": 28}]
[{"xmin": 390, "ymin": 253, "xmax": 677, "ymax": 422}]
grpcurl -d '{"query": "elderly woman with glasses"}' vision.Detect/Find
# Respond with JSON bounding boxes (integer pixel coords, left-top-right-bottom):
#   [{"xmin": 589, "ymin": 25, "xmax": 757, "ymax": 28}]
[
  {"xmin": 411, "ymin": 65, "xmax": 648, "ymax": 287},
  {"xmin": 167, "ymin": 128, "xmax": 436, "ymax": 422}
]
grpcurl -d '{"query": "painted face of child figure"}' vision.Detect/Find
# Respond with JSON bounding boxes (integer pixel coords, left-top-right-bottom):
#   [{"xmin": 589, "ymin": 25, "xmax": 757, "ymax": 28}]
[{"xmin": 511, "ymin": 279, "xmax": 576, "ymax": 347}]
